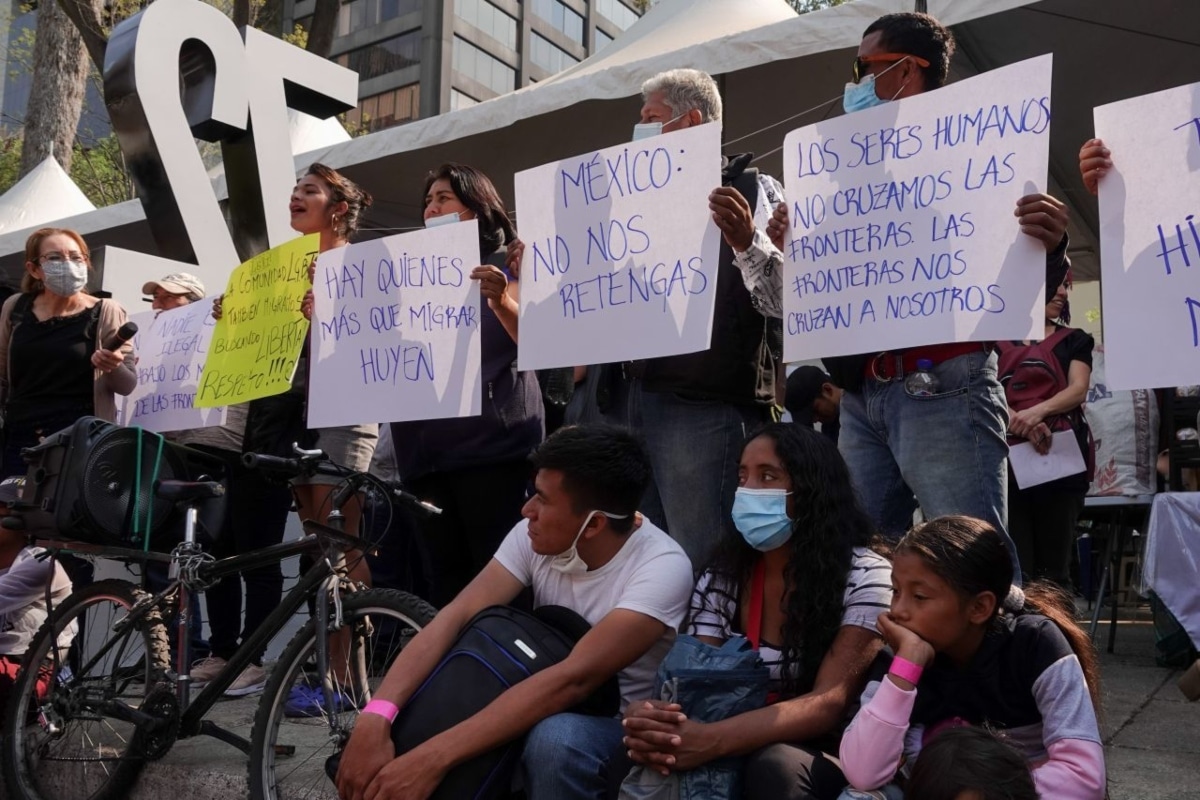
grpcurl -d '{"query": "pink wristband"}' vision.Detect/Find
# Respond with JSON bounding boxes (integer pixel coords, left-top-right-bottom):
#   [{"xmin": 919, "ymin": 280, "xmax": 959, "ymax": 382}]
[
  {"xmin": 888, "ymin": 656, "xmax": 924, "ymax": 686},
  {"xmin": 361, "ymin": 699, "xmax": 399, "ymax": 723}
]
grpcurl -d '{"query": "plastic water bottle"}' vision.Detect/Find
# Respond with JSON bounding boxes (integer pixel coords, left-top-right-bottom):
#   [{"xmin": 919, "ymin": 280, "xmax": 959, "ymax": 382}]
[{"xmin": 904, "ymin": 358, "xmax": 939, "ymax": 396}]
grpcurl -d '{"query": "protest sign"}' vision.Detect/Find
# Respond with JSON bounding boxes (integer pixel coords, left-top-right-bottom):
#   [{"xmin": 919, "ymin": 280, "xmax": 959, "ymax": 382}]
[
  {"xmin": 782, "ymin": 54, "xmax": 1052, "ymax": 362},
  {"xmin": 195, "ymin": 234, "xmax": 317, "ymax": 407},
  {"xmin": 1095, "ymin": 81, "xmax": 1200, "ymax": 389},
  {"xmin": 121, "ymin": 305, "xmax": 227, "ymax": 431},
  {"xmin": 306, "ymin": 222, "xmax": 483, "ymax": 427},
  {"xmin": 513, "ymin": 122, "xmax": 723, "ymax": 370}
]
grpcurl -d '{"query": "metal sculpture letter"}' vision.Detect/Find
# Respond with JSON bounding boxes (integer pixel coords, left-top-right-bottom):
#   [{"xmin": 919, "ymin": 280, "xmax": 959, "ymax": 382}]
[{"xmin": 103, "ymin": 0, "xmax": 357, "ymax": 287}]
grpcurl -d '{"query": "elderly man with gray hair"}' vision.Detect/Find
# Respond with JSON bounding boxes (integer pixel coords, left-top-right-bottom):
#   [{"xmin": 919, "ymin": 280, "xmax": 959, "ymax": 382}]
[{"xmin": 599, "ymin": 67, "xmax": 785, "ymax": 566}]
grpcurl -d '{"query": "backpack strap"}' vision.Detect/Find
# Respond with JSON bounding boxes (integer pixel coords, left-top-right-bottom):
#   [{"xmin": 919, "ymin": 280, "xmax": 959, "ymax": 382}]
[{"xmin": 7, "ymin": 292, "xmax": 34, "ymax": 332}]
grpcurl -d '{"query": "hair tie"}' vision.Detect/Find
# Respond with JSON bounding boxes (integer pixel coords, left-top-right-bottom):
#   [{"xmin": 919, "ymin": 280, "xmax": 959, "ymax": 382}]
[{"xmin": 1003, "ymin": 585, "xmax": 1026, "ymax": 613}]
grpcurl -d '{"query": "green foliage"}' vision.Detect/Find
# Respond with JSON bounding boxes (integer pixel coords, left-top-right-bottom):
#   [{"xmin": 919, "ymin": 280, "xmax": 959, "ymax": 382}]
[{"xmin": 789, "ymin": 0, "xmax": 849, "ymax": 12}]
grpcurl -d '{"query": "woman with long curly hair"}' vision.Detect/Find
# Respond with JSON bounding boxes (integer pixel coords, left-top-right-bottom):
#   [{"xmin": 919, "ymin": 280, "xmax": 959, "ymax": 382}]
[{"xmin": 622, "ymin": 423, "xmax": 892, "ymax": 799}]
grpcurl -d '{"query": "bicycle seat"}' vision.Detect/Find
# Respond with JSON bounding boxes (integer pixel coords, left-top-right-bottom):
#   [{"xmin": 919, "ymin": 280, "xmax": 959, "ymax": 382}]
[{"xmin": 155, "ymin": 480, "xmax": 225, "ymax": 503}]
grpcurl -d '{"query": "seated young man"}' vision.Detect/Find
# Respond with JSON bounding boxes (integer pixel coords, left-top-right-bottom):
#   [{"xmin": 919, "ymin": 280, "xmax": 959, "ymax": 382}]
[{"xmin": 336, "ymin": 424, "xmax": 694, "ymax": 800}]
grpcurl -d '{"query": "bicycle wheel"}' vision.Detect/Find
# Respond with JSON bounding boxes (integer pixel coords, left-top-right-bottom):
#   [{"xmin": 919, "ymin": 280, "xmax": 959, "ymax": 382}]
[
  {"xmin": 249, "ymin": 588, "xmax": 437, "ymax": 800},
  {"xmin": 2, "ymin": 578, "xmax": 171, "ymax": 800}
]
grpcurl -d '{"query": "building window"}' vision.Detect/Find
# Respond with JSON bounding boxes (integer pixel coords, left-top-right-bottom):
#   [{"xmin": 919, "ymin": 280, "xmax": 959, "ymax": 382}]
[
  {"xmin": 595, "ymin": 0, "xmax": 639, "ymax": 31},
  {"xmin": 531, "ymin": 0, "xmax": 584, "ymax": 46},
  {"xmin": 450, "ymin": 89, "xmax": 479, "ymax": 111},
  {"xmin": 530, "ymin": 32, "xmax": 579, "ymax": 74},
  {"xmin": 344, "ymin": 83, "xmax": 421, "ymax": 132},
  {"xmin": 452, "ymin": 36, "xmax": 516, "ymax": 95},
  {"xmin": 336, "ymin": 31, "xmax": 421, "ymax": 81},
  {"xmin": 336, "ymin": 0, "xmax": 422, "ymax": 37},
  {"xmin": 454, "ymin": 0, "xmax": 518, "ymax": 51},
  {"xmin": 595, "ymin": 28, "xmax": 614, "ymax": 51}
]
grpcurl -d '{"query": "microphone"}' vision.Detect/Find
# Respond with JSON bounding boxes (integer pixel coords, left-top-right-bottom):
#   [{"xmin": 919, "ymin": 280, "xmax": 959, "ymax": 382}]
[{"xmin": 103, "ymin": 321, "xmax": 138, "ymax": 351}]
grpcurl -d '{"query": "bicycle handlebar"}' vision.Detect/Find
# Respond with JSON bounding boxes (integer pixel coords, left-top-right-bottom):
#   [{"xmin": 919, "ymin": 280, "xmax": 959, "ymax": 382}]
[{"xmin": 241, "ymin": 449, "xmax": 442, "ymax": 517}]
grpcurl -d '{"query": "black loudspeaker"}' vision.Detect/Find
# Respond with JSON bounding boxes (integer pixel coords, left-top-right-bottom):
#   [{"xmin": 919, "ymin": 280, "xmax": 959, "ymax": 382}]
[{"xmin": 17, "ymin": 417, "xmax": 220, "ymax": 548}]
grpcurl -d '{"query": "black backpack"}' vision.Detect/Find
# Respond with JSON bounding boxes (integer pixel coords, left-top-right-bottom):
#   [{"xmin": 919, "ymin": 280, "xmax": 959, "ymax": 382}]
[{"xmin": 328, "ymin": 604, "xmax": 620, "ymax": 798}]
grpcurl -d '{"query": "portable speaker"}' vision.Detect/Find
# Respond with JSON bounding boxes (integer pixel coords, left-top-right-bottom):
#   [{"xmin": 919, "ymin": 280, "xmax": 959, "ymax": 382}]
[{"xmin": 17, "ymin": 417, "xmax": 220, "ymax": 548}]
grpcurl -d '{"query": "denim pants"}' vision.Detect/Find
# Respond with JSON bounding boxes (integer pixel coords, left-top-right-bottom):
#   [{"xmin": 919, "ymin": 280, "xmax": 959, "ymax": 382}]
[
  {"xmin": 520, "ymin": 713, "xmax": 625, "ymax": 800},
  {"xmin": 838, "ymin": 350, "xmax": 1021, "ymax": 577},
  {"xmin": 606, "ymin": 377, "xmax": 767, "ymax": 568}
]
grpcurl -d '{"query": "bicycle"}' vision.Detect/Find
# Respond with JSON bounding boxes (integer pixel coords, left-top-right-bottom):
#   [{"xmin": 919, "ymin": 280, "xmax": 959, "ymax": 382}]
[{"xmin": 1, "ymin": 445, "xmax": 441, "ymax": 800}]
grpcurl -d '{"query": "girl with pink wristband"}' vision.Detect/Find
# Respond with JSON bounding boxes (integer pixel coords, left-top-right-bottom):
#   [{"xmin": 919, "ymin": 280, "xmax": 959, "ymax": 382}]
[{"xmin": 838, "ymin": 515, "xmax": 1105, "ymax": 800}]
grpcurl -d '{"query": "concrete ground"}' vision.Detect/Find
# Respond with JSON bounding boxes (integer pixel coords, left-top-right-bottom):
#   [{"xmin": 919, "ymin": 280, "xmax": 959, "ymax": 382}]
[{"xmin": 3, "ymin": 602, "xmax": 1196, "ymax": 799}]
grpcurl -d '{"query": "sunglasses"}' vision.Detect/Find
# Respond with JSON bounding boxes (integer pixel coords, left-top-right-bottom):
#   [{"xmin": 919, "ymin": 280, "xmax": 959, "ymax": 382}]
[{"xmin": 852, "ymin": 53, "xmax": 931, "ymax": 83}]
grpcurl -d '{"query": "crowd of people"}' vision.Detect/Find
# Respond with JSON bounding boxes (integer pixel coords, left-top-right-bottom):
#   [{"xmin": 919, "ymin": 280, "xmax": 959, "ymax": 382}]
[{"xmin": 0, "ymin": 9, "xmax": 1132, "ymax": 800}]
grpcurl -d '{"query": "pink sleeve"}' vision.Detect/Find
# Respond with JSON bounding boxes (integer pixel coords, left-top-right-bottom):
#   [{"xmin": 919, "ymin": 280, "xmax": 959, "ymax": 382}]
[
  {"xmin": 839, "ymin": 677, "xmax": 915, "ymax": 790},
  {"xmin": 1032, "ymin": 739, "xmax": 1106, "ymax": 800}
]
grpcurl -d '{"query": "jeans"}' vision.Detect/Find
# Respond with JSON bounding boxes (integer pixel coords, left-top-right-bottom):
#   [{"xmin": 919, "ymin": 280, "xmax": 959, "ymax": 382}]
[
  {"xmin": 608, "ymin": 377, "xmax": 767, "ymax": 568},
  {"xmin": 838, "ymin": 350, "xmax": 1021, "ymax": 577},
  {"xmin": 520, "ymin": 713, "xmax": 625, "ymax": 800}
]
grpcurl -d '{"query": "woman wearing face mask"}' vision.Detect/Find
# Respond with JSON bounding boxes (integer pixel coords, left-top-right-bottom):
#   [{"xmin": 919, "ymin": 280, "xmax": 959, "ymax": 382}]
[
  {"xmin": 0, "ymin": 228, "xmax": 136, "ymax": 478},
  {"xmin": 622, "ymin": 423, "xmax": 891, "ymax": 800},
  {"xmin": 390, "ymin": 163, "xmax": 544, "ymax": 608}
]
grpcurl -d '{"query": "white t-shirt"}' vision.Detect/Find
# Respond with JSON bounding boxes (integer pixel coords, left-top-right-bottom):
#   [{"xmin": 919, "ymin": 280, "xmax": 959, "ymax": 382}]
[
  {"xmin": 493, "ymin": 517, "xmax": 694, "ymax": 710},
  {"xmin": 0, "ymin": 547, "xmax": 75, "ymax": 657}
]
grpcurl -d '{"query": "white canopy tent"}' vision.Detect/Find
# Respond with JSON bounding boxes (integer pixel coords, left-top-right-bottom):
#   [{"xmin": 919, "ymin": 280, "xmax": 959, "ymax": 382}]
[
  {"xmin": 0, "ymin": 154, "xmax": 96, "ymax": 237},
  {"xmin": 1, "ymin": 0, "xmax": 1198, "ymax": 299}
]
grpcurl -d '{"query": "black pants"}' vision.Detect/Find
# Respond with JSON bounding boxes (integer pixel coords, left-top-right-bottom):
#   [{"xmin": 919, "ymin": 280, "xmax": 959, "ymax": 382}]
[
  {"xmin": 742, "ymin": 743, "xmax": 849, "ymax": 800},
  {"xmin": 1008, "ymin": 474, "xmax": 1086, "ymax": 591},
  {"xmin": 408, "ymin": 459, "xmax": 531, "ymax": 609},
  {"xmin": 202, "ymin": 448, "xmax": 292, "ymax": 664}
]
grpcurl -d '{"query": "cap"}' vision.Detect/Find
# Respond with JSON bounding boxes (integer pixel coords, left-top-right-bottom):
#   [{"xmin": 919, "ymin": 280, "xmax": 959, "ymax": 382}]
[
  {"xmin": 143, "ymin": 273, "xmax": 206, "ymax": 300},
  {"xmin": 784, "ymin": 366, "xmax": 832, "ymax": 425},
  {"xmin": 0, "ymin": 475, "xmax": 26, "ymax": 505}
]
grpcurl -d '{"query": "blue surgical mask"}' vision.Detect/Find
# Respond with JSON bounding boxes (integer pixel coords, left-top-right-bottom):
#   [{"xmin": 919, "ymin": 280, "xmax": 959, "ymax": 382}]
[
  {"xmin": 732, "ymin": 488, "xmax": 794, "ymax": 552},
  {"xmin": 632, "ymin": 112, "xmax": 688, "ymax": 142},
  {"xmin": 843, "ymin": 75, "xmax": 886, "ymax": 114},
  {"xmin": 842, "ymin": 58, "xmax": 910, "ymax": 114},
  {"xmin": 425, "ymin": 210, "xmax": 465, "ymax": 228}
]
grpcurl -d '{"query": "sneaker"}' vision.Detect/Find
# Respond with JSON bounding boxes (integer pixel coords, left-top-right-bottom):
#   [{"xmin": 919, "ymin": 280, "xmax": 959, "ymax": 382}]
[
  {"xmin": 189, "ymin": 655, "xmax": 228, "ymax": 685},
  {"xmin": 283, "ymin": 684, "xmax": 356, "ymax": 718},
  {"xmin": 224, "ymin": 664, "xmax": 268, "ymax": 697}
]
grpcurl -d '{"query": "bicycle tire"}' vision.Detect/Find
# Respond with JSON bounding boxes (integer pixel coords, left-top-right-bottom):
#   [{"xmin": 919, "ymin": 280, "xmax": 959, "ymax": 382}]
[
  {"xmin": 2, "ymin": 578, "xmax": 171, "ymax": 800},
  {"xmin": 248, "ymin": 587, "xmax": 437, "ymax": 800}
]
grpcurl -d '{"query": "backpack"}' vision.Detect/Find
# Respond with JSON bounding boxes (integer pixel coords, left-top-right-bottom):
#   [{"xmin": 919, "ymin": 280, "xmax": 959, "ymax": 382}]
[
  {"xmin": 328, "ymin": 604, "xmax": 620, "ymax": 798},
  {"xmin": 996, "ymin": 328, "xmax": 1094, "ymax": 479}
]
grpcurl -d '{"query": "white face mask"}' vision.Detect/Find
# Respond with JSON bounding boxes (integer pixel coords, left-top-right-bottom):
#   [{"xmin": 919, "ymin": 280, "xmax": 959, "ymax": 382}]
[
  {"xmin": 424, "ymin": 210, "xmax": 466, "ymax": 228},
  {"xmin": 548, "ymin": 509, "xmax": 630, "ymax": 574},
  {"xmin": 40, "ymin": 259, "xmax": 89, "ymax": 297},
  {"xmin": 632, "ymin": 112, "xmax": 689, "ymax": 142}
]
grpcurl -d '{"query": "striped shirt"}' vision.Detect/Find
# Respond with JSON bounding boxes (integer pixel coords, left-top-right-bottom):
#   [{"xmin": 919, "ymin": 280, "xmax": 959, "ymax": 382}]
[{"xmin": 686, "ymin": 547, "xmax": 892, "ymax": 689}]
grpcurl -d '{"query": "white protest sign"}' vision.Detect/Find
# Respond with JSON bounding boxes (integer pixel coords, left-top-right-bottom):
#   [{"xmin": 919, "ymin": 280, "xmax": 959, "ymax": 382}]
[
  {"xmin": 307, "ymin": 221, "xmax": 483, "ymax": 427},
  {"xmin": 782, "ymin": 54, "xmax": 1053, "ymax": 362},
  {"xmin": 1095, "ymin": 81, "xmax": 1200, "ymax": 389},
  {"xmin": 121, "ymin": 304, "xmax": 227, "ymax": 432},
  {"xmin": 514, "ymin": 122, "xmax": 723, "ymax": 370}
]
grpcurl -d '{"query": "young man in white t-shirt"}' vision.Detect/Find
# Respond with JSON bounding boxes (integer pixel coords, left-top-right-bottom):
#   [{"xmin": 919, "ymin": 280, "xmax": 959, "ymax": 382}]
[{"xmin": 336, "ymin": 424, "xmax": 694, "ymax": 800}]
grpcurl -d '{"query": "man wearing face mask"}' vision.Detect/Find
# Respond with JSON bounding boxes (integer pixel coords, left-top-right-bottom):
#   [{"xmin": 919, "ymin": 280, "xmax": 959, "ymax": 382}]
[
  {"xmin": 768, "ymin": 13, "xmax": 1069, "ymax": 574},
  {"xmin": 589, "ymin": 68, "xmax": 787, "ymax": 570},
  {"xmin": 336, "ymin": 424, "xmax": 693, "ymax": 800}
]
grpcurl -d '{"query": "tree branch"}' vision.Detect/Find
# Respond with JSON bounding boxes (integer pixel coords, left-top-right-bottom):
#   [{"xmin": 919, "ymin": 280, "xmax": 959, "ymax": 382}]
[
  {"xmin": 57, "ymin": 0, "xmax": 108, "ymax": 75},
  {"xmin": 306, "ymin": 0, "xmax": 340, "ymax": 58}
]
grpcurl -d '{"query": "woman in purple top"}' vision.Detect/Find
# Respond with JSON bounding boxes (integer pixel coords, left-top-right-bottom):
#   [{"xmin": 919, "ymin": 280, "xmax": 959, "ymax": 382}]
[{"xmin": 391, "ymin": 164, "xmax": 544, "ymax": 607}]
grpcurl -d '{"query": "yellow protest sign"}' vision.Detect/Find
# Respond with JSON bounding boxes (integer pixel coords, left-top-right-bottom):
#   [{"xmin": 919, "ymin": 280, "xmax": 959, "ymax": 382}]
[{"xmin": 194, "ymin": 234, "xmax": 319, "ymax": 407}]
